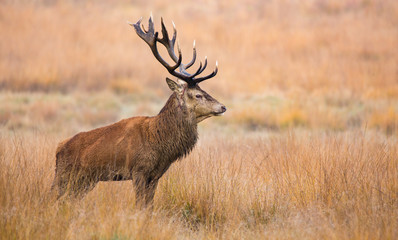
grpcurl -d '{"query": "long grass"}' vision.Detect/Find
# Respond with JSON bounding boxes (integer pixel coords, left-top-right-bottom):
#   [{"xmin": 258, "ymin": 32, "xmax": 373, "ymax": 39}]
[{"xmin": 0, "ymin": 130, "xmax": 397, "ymax": 239}]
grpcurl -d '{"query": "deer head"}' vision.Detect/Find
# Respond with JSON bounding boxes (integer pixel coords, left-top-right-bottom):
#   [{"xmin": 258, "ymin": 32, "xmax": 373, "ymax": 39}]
[{"xmin": 129, "ymin": 16, "xmax": 226, "ymax": 123}]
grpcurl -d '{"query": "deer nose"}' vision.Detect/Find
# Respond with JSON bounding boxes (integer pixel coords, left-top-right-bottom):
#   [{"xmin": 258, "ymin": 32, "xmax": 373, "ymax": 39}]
[{"xmin": 221, "ymin": 105, "xmax": 227, "ymax": 113}]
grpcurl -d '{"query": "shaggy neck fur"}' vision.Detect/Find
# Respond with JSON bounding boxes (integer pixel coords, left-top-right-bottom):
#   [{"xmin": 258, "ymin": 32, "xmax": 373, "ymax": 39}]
[{"xmin": 151, "ymin": 93, "xmax": 198, "ymax": 163}]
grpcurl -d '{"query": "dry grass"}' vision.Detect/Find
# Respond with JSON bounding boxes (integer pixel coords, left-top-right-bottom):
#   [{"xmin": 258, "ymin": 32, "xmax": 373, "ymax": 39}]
[
  {"xmin": 1, "ymin": 0, "xmax": 398, "ymax": 239},
  {"xmin": 0, "ymin": 130, "xmax": 397, "ymax": 239}
]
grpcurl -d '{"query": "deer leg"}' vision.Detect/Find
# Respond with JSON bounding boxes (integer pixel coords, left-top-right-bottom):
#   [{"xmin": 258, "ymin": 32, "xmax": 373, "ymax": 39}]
[
  {"xmin": 133, "ymin": 174, "xmax": 158, "ymax": 208},
  {"xmin": 144, "ymin": 179, "xmax": 158, "ymax": 206}
]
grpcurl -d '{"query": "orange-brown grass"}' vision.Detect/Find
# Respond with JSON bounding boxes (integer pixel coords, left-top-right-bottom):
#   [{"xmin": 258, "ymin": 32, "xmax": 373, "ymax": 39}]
[{"xmin": 0, "ymin": 129, "xmax": 397, "ymax": 239}]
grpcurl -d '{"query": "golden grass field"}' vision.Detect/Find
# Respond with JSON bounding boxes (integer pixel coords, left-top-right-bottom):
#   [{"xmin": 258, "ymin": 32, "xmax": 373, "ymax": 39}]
[{"xmin": 1, "ymin": 0, "xmax": 397, "ymax": 239}]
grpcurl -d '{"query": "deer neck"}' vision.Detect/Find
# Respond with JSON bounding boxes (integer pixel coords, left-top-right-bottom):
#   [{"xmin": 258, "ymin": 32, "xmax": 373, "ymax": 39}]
[
  {"xmin": 158, "ymin": 93, "xmax": 196, "ymax": 123},
  {"xmin": 154, "ymin": 93, "xmax": 198, "ymax": 160}
]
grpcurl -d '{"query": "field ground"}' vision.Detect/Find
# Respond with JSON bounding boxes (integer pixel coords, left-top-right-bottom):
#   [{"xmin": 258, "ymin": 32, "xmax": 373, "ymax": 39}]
[{"xmin": 1, "ymin": 0, "xmax": 398, "ymax": 239}]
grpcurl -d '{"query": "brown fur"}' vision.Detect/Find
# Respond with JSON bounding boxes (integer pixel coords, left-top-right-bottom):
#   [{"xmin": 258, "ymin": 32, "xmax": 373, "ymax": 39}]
[{"xmin": 52, "ymin": 81, "xmax": 225, "ymax": 206}]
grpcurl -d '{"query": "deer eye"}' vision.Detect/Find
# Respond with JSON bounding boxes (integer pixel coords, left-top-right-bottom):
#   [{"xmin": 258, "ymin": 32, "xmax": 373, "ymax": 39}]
[{"xmin": 195, "ymin": 94, "xmax": 203, "ymax": 99}]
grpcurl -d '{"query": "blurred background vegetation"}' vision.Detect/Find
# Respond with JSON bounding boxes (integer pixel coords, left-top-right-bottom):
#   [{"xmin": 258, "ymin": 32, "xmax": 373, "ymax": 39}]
[{"xmin": 0, "ymin": 0, "xmax": 397, "ymax": 135}]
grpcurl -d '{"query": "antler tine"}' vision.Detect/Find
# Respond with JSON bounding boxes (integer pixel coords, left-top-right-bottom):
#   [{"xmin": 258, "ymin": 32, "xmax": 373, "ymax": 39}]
[
  {"xmin": 158, "ymin": 18, "xmax": 179, "ymax": 63},
  {"xmin": 196, "ymin": 56, "xmax": 207, "ymax": 76},
  {"xmin": 188, "ymin": 57, "xmax": 207, "ymax": 78},
  {"xmin": 190, "ymin": 61, "xmax": 203, "ymax": 78},
  {"xmin": 148, "ymin": 15, "xmax": 155, "ymax": 34},
  {"xmin": 194, "ymin": 61, "xmax": 218, "ymax": 84},
  {"xmin": 185, "ymin": 40, "xmax": 197, "ymax": 70},
  {"xmin": 171, "ymin": 21, "xmax": 177, "ymax": 51}
]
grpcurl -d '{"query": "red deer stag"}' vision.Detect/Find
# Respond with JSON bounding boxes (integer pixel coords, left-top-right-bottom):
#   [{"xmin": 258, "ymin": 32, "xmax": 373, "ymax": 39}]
[{"xmin": 52, "ymin": 16, "xmax": 226, "ymax": 206}]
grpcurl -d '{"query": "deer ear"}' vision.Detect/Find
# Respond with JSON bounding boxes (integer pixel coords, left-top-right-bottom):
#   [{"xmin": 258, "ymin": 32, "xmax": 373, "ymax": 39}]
[{"xmin": 166, "ymin": 78, "xmax": 184, "ymax": 94}]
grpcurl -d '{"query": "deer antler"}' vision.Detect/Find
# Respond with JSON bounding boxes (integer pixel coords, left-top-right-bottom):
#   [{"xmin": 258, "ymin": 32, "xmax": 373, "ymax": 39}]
[{"xmin": 129, "ymin": 16, "xmax": 218, "ymax": 86}]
